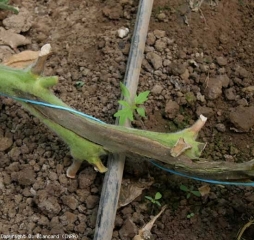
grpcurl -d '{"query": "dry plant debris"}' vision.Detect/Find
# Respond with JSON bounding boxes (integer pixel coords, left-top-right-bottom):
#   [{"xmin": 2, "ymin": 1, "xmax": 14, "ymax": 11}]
[
  {"xmin": 3, "ymin": 50, "xmax": 39, "ymax": 68},
  {"xmin": 237, "ymin": 218, "xmax": 254, "ymax": 240},
  {"xmin": 133, "ymin": 205, "xmax": 167, "ymax": 240},
  {"xmin": 118, "ymin": 178, "xmax": 154, "ymax": 208},
  {"xmin": 198, "ymin": 184, "xmax": 211, "ymax": 196}
]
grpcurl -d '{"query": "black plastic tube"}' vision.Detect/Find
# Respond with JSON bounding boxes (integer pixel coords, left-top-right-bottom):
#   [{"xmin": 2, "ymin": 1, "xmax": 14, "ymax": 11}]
[{"xmin": 93, "ymin": 1, "xmax": 154, "ymax": 239}]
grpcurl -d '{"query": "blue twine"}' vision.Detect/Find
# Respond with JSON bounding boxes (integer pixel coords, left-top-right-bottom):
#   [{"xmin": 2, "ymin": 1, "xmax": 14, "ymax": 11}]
[
  {"xmin": 1, "ymin": 92, "xmax": 254, "ymax": 186},
  {"xmin": 151, "ymin": 161, "xmax": 254, "ymax": 186},
  {"xmin": 0, "ymin": 93, "xmax": 105, "ymax": 124}
]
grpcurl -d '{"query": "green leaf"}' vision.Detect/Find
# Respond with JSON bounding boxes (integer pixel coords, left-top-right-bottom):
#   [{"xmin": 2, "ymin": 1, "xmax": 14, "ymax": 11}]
[
  {"xmin": 134, "ymin": 91, "xmax": 150, "ymax": 105},
  {"xmin": 114, "ymin": 108, "xmax": 133, "ymax": 125},
  {"xmin": 145, "ymin": 196, "xmax": 154, "ymax": 202},
  {"xmin": 136, "ymin": 107, "xmax": 146, "ymax": 117},
  {"xmin": 191, "ymin": 191, "xmax": 201, "ymax": 197},
  {"xmin": 180, "ymin": 184, "xmax": 189, "ymax": 192},
  {"xmin": 120, "ymin": 82, "xmax": 130, "ymax": 98},
  {"xmin": 0, "ymin": 0, "xmax": 9, "ymax": 4},
  {"xmin": 187, "ymin": 213, "xmax": 195, "ymax": 218},
  {"xmin": 155, "ymin": 201, "xmax": 161, "ymax": 207},
  {"xmin": 155, "ymin": 192, "xmax": 162, "ymax": 200},
  {"xmin": 74, "ymin": 81, "xmax": 85, "ymax": 88},
  {"xmin": 118, "ymin": 100, "xmax": 131, "ymax": 108},
  {"xmin": 187, "ymin": 193, "xmax": 191, "ymax": 199}
]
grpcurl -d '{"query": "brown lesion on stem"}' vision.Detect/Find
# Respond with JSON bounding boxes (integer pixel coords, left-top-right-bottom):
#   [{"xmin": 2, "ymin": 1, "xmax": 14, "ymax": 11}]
[{"xmin": 170, "ymin": 138, "xmax": 192, "ymax": 157}]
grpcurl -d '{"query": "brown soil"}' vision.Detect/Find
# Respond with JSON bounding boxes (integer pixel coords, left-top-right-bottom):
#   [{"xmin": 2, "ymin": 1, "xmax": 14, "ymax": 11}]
[{"xmin": 0, "ymin": 0, "xmax": 254, "ymax": 239}]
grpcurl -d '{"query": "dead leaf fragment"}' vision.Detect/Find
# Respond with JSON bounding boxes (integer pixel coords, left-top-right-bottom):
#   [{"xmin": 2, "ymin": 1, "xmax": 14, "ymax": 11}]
[
  {"xmin": 237, "ymin": 218, "xmax": 254, "ymax": 240},
  {"xmin": 118, "ymin": 178, "xmax": 154, "ymax": 208},
  {"xmin": 198, "ymin": 185, "xmax": 211, "ymax": 196},
  {"xmin": 3, "ymin": 50, "xmax": 39, "ymax": 68},
  {"xmin": 133, "ymin": 205, "xmax": 167, "ymax": 240},
  {"xmin": 0, "ymin": 27, "xmax": 31, "ymax": 50}
]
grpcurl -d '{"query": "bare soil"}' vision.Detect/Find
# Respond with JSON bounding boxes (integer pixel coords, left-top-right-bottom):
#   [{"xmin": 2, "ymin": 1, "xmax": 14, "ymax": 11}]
[{"xmin": 0, "ymin": 0, "xmax": 254, "ymax": 239}]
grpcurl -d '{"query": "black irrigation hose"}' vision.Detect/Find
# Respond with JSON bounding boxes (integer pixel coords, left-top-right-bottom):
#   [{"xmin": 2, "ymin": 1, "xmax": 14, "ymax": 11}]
[{"xmin": 93, "ymin": 1, "xmax": 154, "ymax": 239}]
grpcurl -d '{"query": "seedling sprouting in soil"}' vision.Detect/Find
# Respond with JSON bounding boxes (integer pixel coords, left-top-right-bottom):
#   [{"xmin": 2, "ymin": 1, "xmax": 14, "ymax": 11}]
[
  {"xmin": 145, "ymin": 192, "xmax": 162, "ymax": 213},
  {"xmin": 187, "ymin": 212, "xmax": 195, "ymax": 219},
  {"xmin": 180, "ymin": 184, "xmax": 201, "ymax": 199},
  {"xmin": 114, "ymin": 82, "xmax": 150, "ymax": 125},
  {"xmin": 0, "ymin": 0, "xmax": 19, "ymax": 14},
  {"xmin": 74, "ymin": 81, "xmax": 85, "ymax": 89}
]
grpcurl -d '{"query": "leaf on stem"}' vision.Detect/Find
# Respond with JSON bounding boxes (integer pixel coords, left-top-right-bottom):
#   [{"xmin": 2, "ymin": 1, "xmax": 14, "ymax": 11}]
[
  {"xmin": 191, "ymin": 190, "xmax": 201, "ymax": 197},
  {"xmin": 120, "ymin": 82, "xmax": 130, "ymax": 98},
  {"xmin": 114, "ymin": 108, "xmax": 133, "ymax": 125},
  {"xmin": 136, "ymin": 107, "xmax": 146, "ymax": 117},
  {"xmin": 135, "ymin": 91, "xmax": 150, "ymax": 104},
  {"xmin": 118, "ymin": 100, "xmax": 131, "ymax": 108},
  {"xmin": 180, "ymin": 184, "xmax": 189, "ymax": 192},
  {"xmin": 155, "ymin": 192, "xmax": 162, "ymax": 200},
  {"xmin": 145, "ymin": 196, "xmax": 154, "ymax": 202}
]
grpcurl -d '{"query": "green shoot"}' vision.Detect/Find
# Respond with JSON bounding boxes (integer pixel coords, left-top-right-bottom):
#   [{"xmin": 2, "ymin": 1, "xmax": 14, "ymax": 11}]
[
  {"xmin": 187, "ymin": 212, "xmax": 195, "ymax": 219},
  {"xmin": 74, "ymin": 81, "xmax": 85, "ymax": 89},
  {"xmin": 180, "ymin": 184, "xmax": 201, "ymax": 199},
  {"xmin": 145, "ymin": 192, "xmax": 162, "ymax": 207},
  {"xmin": 114, "ymin": 82, "xmax": 150, "ymax": 125},
  {"xmin": 0, "ymin": 0, "xmax": 19, "ymax": 14}
]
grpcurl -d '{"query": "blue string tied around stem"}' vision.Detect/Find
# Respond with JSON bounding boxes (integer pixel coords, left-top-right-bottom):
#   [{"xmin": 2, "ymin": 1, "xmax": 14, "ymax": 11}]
[{"xmin": 1, "ymin": 92, "xmax": 254, "ymax": 187}]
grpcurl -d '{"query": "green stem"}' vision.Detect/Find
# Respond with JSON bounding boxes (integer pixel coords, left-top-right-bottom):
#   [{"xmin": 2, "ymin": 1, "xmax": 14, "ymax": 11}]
[
  {"xmin": 0, "ymin": 47, "xmax": 254, "ymax": 181},
  {"xmin": 0, "ymin": 2, "xmax": 19, "ymax": 14}
]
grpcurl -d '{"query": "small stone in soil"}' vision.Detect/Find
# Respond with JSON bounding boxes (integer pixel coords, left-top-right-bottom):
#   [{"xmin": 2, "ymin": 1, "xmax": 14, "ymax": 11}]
[
  {"xmin": 153, "ymin": 29, "xmax": 166, "ymax": 38},
  {"xmin": 0, "ymin": 137, "xmax": 13, "ymax": 151},
  {"xmin": 17, "ymin": 168, "xmax": 36, "ymax": 186},
  {"xmin": 85, "ymin": 195, "xmax": 99, "ymax": 209},
  {"xmin": 146, "ymin": 52, "xmax": 162, "ymax": 70},
  {"xmin": 224, "ymin": 87, "xmax": 236, "ymax": 100},
  {"xmin": 164, "ymin": 100, "xmax": 179, "ymax": 119},
  {"xmin": 235, "ymin": 65, "xmax": 249, "ymax": 78},
  {"xmin": 204, "ymin": 78, "xmax": 222, "ymax": 100},
  {"xmin": 119, "ymin": 218, "xmax": 137, "ymax": 239},
  {"xmin": 215, "ymin": 123, "xmax": 226, "ymax": 132},
  {"xmin": 196, "ymin": 106, "xmax": 214, "ymax": 118},
  {"xmin": 151, "ymin": 84, "xmax": 163, "ymax": 95},
  {"xmin": 78, "ymin": 167, "xmax": 97, "ymax": 189},
  {"xmin": 229, "ymin": 106, "xmax": 254, "ymax": 131},
  {"xmin": 61, "ymin": 195, "xmax": 79, "ymax": 210},
  {"xmin": 216, "ymin": 56, "xmax": 227, "ymax": 66},
  {"xmin": 218, "ymin": 74, "xmax": 230, "ymax": 88}
]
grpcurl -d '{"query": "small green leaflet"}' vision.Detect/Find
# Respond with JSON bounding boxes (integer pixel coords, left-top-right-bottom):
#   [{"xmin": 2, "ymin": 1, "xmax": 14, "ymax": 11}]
[
  {"xmin": 134, "ymin": 91, "xmax": 150, "ymax": 104},
  {"xmin": 155, "ymin": 192, "xmax": 162, "ymax": 200},
  {"xmin": 114, "ymin": 108, "xmax": 134, "ymax": 126},
  {"xmin": 136, "ymin": 107, "xmax": 146, "ymax": 117},
  {"xmin": 118, "ymin": 100, "xmax": 131, "ymax": 108},
  {"xmin": 120, "ymin": 82, "xmax": 130, "ymax": 98},
  {"xmin": 191, "ymin": 191, "xmax": 201, "ymax": 197},
  {"xmin": 114, "ymin": 82, "xmax": 150, "ymax": 125},
  {"xmin": 74, "ymin": 81, "xmax": 85, "ymax": 88},
  {"xmin": 180, "ymin": 185, "xmax": 188, "ymax": 192},
  {"xmin": 145, "ymin": 196, "xmax": 154, "ymax": 202}
]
